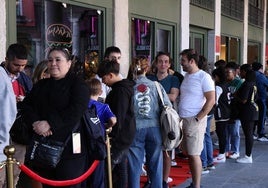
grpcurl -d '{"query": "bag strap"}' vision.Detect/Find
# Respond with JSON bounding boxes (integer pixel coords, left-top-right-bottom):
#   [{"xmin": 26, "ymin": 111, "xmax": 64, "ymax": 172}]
[
  {"xmin": 63, "ymin": 120, "xmax": 81, "ymax": 146},
  {"xmin": 0, "ymin": 63, "xmax": 9, "ymax": 75},
  {"xmin": 154, "ymin": 81, "xmax": 165, "ymax": 106}
]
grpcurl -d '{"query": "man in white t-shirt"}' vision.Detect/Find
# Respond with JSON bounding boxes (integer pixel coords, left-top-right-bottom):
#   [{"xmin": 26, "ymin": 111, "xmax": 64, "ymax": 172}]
[{"xmin": 178, "ymin": 49, "xmax": 215, "ymax": 188}]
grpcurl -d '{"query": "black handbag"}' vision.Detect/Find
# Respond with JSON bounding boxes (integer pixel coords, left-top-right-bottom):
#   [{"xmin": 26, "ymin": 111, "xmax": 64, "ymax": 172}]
[
  {"xmin": 27, "ymin": 123, "xmax": 80, "ymax": 169},
  {"xmin": 27, "ymin": 136, "xmax": 65, "ymax": 169},
  {"xmin": 9, "ymin": 110, "xmax": 32, "ymax": 145}
]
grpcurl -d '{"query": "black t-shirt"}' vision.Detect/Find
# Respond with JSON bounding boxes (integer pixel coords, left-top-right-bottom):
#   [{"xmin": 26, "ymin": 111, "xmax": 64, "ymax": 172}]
[{"xmin": 236, "ymin": 81, "xmax": 258, "ymax": 121}]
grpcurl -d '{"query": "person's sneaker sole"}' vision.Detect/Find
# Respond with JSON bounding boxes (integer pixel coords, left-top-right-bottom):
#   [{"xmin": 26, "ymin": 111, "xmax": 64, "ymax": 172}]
[
  {"xmin": 213, "ymin": 156, "xmax": 226, "ymax": 163},
  {"xmin": 202, "ymin": 167, "xmax": 210, "ymax": 174},
  {"xmin": 257, "ymin": 137, "xmax": 268, "ymax": 142},
  {"xmin": 229, "ymin": 153, "xmax": 240, "ymax": 159},
  {"xmin": 207, "ymin": 164, "xmax": 216, "ymax": 170}
]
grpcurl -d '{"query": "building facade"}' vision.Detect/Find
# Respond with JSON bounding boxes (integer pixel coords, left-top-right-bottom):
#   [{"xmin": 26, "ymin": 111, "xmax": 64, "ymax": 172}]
[{"xmin": 1, "ymin": 0, "xmax": 267, "ymax": 77}]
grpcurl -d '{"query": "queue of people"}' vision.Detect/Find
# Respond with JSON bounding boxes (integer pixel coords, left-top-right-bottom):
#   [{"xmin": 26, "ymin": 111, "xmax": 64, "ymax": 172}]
[{"xmin": 1, "ymin": 43, "xmax": 268, "ymax": 188}]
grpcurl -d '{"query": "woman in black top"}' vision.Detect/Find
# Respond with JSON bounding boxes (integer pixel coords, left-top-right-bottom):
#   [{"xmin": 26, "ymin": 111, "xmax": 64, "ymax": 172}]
[
  {"xmin": 212, "ymin": 68, "xmax": 231, "ymax": 163},
  {"xmin": 23, "ymin": 47, "xmax": 89, "ymax": 188},
  {"xmin": 235, "ymin": 68, "xmax": 258, "ymax": 163}
]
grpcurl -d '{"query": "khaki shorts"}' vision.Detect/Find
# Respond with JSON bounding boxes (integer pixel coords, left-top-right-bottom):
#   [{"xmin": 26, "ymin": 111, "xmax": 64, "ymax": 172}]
[{"xmin": 181, "ymin": 116, "xmax": 206, "ymax": 156}]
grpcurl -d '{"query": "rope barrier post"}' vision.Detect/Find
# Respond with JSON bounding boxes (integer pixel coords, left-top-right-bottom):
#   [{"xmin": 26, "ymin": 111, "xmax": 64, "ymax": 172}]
[
  {"xmin": 4, "ymin": 145, "xmax": 16, "ymax": 188},
  {"xmin": 106, "ymin": 128, "xmax": 113, "ymax": 188}
]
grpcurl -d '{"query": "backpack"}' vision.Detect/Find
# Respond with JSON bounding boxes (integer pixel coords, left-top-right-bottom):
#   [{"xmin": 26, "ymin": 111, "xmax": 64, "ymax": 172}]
[
  {"xmin": 9, "ymin": 109, "xmax": 32, "ymax": 145},
  {"xmin": 155, "ymin": 82, "xmax": 183, "ymax": 151},
  {"xmin": 82, "ymin": 104, "xmax": 107, "ymax": 160}
]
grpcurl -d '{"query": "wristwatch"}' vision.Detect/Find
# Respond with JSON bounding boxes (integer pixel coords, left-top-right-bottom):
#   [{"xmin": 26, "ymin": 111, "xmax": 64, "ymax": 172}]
[{"xmin": 195, "ymin": 117, "xmax": 199, "ymax": 122}]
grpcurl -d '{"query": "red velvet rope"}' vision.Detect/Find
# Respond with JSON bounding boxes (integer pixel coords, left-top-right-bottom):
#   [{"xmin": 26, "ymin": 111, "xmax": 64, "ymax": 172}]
[{"xmin": 19, "ymin": 160, "xmax": 99, "ymax": 186}]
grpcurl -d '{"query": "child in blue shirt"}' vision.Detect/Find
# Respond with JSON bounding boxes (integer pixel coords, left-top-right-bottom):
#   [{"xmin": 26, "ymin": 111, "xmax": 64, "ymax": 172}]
[
  {"xmin": 85, "ymin": 78, "xmax": 116, "ymax": 188},
  {"xmin": 86, "ymin": 78, "xmax": 116, "ymax": 133}
]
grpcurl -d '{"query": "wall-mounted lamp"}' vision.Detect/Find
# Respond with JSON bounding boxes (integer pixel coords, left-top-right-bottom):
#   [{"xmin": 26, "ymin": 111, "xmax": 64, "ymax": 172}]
[
  {"xmin": 62, "ymin": 3, "xmax": 67, "ymax": 8},
  {"xmin": 97, "ymin": 10, "xmax": 102, "ymax": 15}
]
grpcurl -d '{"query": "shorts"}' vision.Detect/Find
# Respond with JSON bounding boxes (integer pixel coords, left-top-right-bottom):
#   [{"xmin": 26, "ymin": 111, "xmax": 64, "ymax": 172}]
[{"xmin": 181, "ymin": 116, "xmax": 206, "ymax": 155}]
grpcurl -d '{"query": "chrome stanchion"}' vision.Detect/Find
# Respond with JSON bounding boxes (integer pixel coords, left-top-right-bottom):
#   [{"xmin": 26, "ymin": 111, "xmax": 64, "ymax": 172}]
[
  {"xmin": 4, "ymin": 145, "xmax": 16, "ymax": 188},
  {"xmin": 106, "ymin": 128, "xmax": 113, "ymax": 188}
]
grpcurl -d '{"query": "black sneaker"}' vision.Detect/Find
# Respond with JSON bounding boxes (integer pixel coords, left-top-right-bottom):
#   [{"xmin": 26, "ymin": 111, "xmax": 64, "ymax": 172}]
[{"xmin": 207, "ymin": 163, "xmax": 216, "ymax": 170}]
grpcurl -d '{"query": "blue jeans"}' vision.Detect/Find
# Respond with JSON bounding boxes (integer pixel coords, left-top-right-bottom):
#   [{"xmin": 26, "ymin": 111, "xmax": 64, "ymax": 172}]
[
  {"xmin": 256, "ymin": 99, "xmax": 267, "ymax": 137},
  {"xmin": 226, "ymin": 119, "xmax": 240, "ymax": 153},
  {"xmin": 200, "ymin": 115, "xmax": 214, "ymax": 167},
  {"xmin": 128, "ymin": 127, "xmax": 163, "ymax": 188}
]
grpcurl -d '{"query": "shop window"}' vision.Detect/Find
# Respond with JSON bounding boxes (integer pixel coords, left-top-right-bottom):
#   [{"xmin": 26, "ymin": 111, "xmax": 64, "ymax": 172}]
[
  {"xmin": 131, "ymin": 18, "xmax": 175, "ymax": 66},
  {"xmin": 220, "ymin": 37, "xmax": 227, "ymax": 60},
  {"xmin": 229, "ymin": 38, "xmax": 239, "ymax": 62},
  {"xmin": 248, "ymin": 42, "xmax": 260, "ymax": 64},
  {"xmin": 190, "ymin": 32, "xmax": 205, "ymax": 56},
  {"xmin": 190, "ymin": 0, "xmax": 215, "ymax": 11},
  {"xmin": 16, "ymin": 0, "xmax": 103, "ymax": 79},
  {"xmin": 221, "ymin": 0, "xmax": 244, "ymax": 21},
  {"xmin": 131, "ymin": 18, "xmax": 152, "ymax": 60},
  {"xmin": 249, "ymin": 2, "xmax": 264, "ymax": 27},
  {"xmin": 220, "ymin": 36, "xmax": 240, "ymax": 63}
]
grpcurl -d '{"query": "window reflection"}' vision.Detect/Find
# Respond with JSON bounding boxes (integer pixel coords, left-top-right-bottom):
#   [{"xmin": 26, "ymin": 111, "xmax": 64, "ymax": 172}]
[
  {"xmin": 220, "ymin": 36, "xmax": 240, "ymax": 63},
  {"xmin": 16, "ymin": 0, "xmax": 103, "ymax": 79},
  {"xmin": 248, "ymin": 43, "xmax": 259, "ymax": 64},
  {"xmin": 157, "ymin": 29, "xmax": 170, "ymax": 53},
  {"xmin": 131, "ymin": 18, "xmax": 151, "ymax": 60}
]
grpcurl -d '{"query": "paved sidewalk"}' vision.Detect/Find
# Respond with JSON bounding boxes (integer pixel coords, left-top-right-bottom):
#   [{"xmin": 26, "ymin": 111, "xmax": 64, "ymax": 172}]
[{"xmin": 175, "ymin": 127, "xmax": 268, "ymax": 188}]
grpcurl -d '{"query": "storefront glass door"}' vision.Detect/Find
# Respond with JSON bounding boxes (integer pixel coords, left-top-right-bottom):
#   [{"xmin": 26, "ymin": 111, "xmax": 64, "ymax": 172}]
[{"xmin": 16, "ymin": 0, "xmax": 103, "ymax": 79}]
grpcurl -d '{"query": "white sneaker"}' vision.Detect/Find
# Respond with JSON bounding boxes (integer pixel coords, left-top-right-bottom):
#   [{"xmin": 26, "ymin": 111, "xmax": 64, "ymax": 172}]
[
  {"xmin": 207, "ymin": 164, "xmax": 216, "ymax": 170},
  {"xmin": 229, "ymin": 152, "xmax": 240, "ymax": 159},
  {"xmin": 201, "ymin": 167, "xmax": 210, "ymax": 175},
  {"xmin": 236, "ymin": 155, "xmax": 252, "ymax": 163},
  {"xmin": 171, "ymin": 160, "xmax": 177, "ymax": 166},
  {"xmin": 257, "ymin": 137, "xmax": 268, "ymax": 142},
  {"xmin": 141, "ymin": 166, "xmax": 147, "ymax": 176},
  {"xmin": 253, "ymin": 135, "xmax": 258, "ymax": 140},
  {"xmin": 167, "ymin": 177, "xmax": 173, "ymax": 183},
  {"xmin": 213, "ymin": 154, "xmax": 226, "ymax": 163}
]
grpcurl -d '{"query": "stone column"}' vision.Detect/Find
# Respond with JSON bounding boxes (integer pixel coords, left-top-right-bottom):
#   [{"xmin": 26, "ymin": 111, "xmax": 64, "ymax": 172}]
[
  {"xmin": 180, "ymin": 0, "xmax": 190, "ymax": 51},
  {"xmin": 262, "ymin": 0, "xmax": 267, "ymax": 65},
  {"xmin": 114, "ymin": 0, "xmax": 129, "ymax": 77},
  {"xmin": 242, "ymin": 0, "xmax": 249, "ymax": 64}
]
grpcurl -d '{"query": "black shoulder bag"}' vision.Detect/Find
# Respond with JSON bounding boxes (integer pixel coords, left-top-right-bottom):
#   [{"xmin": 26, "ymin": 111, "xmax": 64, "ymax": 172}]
[
  {"xmin": 27, "ymin": 123, "xmax": 80, "ymax": 169},
  {"xmin": 10, "ymin": 109, "xmax": 32, "ymax": 145}
]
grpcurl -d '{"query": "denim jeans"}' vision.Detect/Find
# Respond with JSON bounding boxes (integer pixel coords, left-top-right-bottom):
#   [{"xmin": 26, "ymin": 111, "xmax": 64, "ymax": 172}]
[
  {"xmin": 226, "ymin": 119, "xmax": 240, "ymax": 153},
  {"xmin": 256, "ymin": 99, "xmax": 267, "ymax": 137},
  {"xmin": 200, "ymin": 115, "xmax": 214, "ymax": 167},
  {"xmin": 128, "ymin": 127, "xmax": 163, "ymax": 188}
]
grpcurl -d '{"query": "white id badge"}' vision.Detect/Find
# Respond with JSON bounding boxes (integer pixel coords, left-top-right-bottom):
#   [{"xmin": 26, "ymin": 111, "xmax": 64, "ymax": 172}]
[{"xmin": 72, "ymin": 133, "xmax": 81, "ymax": 154}]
